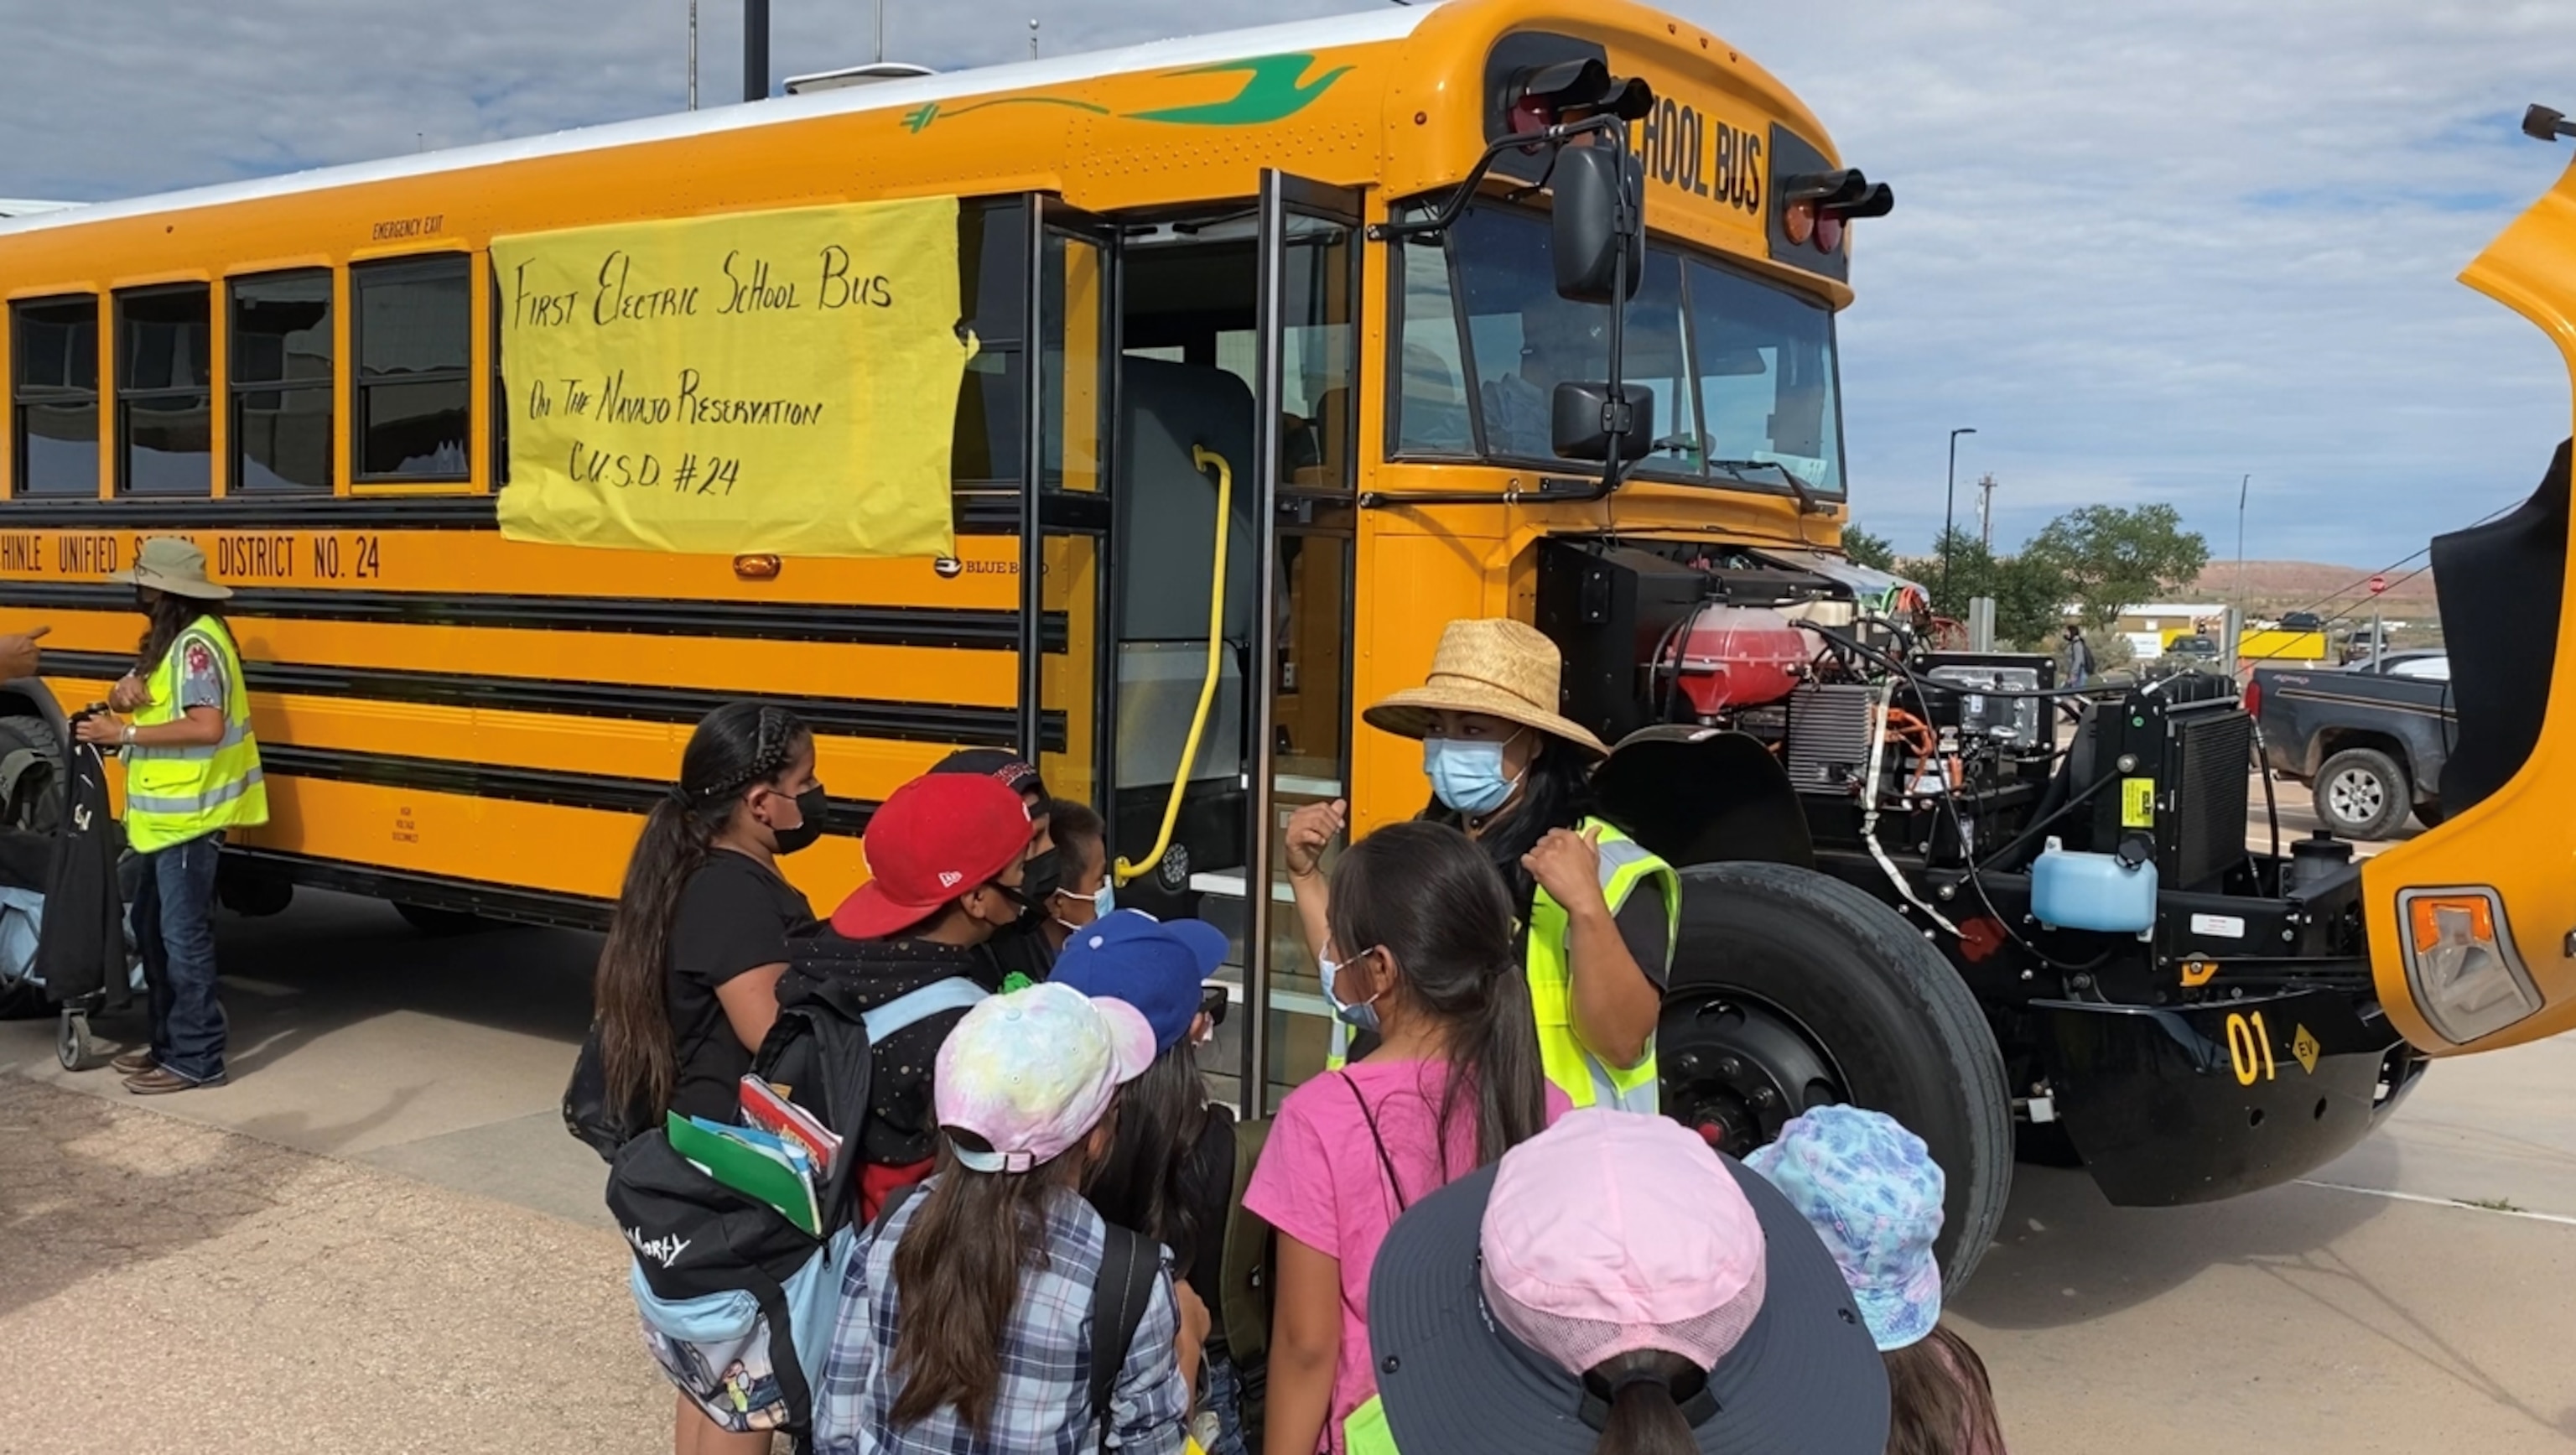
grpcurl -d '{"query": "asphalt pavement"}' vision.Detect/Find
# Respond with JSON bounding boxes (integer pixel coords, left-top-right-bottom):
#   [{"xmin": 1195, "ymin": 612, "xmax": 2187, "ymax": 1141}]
[{"xmin": 3, "ymin": 824, "xmax": 2572, "ymax": 1451}]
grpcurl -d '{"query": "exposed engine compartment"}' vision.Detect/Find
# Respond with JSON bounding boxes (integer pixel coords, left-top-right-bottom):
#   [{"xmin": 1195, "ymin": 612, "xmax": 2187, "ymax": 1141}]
[{"xmin": 1536, "ymin": 537, "xmax": 2260, "ymax": 902}]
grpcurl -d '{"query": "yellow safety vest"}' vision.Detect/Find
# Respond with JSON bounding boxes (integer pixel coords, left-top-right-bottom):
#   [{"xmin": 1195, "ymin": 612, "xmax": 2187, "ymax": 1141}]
[
  {"xmin": 1525, "ymin": 816, "xmax": 1678, "ymax": 1114},
  {"xmin": 1326, "ymin": 817, "xmax": 1678, "ymax": 1114},
  {"xmin": 125, "ymin": 615, "xmax": 267, "ymax": 854}
]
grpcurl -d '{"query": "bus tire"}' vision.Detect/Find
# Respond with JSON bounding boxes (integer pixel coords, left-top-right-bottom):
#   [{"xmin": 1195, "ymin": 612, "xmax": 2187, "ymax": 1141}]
[{"xmin": 1658, "ymin": 861, "xmax": 2012, "ymax": 1289}]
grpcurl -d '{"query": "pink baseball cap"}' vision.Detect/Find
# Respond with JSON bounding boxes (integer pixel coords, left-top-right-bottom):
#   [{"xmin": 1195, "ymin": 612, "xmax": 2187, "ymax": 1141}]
[
  {"xmin": 1368, "ymin": 1108, "xmax": 1889, "ymax": 1455},
  {"xmin": 933, "ymin": 983, "xmax": 1156, "ymax": 1174}
]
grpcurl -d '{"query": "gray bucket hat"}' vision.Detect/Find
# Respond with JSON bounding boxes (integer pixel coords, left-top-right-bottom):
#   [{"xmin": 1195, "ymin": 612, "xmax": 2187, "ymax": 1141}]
[{"xmin": 108, "ymin": 537, "xmax": 231, "ymax": 600}]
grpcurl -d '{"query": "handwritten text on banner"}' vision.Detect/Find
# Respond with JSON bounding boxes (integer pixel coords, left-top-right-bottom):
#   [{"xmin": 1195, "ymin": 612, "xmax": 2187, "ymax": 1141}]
[{"xmin": 494, "ymin": 197, "xmax": 970, "ymax": 559}]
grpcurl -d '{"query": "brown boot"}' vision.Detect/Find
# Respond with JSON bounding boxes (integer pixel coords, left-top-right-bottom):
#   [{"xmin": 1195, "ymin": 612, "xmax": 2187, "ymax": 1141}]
[
  {"xmin": 124, "ymin": 1067, "xmax": 224, "ymax": 1094},
  {"xmin": 109, "ymin": 1048, "xmax": 156, "ymax": 1076}
]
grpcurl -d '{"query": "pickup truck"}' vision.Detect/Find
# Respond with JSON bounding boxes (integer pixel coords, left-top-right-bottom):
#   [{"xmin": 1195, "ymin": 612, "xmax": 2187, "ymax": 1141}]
[{"xmin": 2248, "ymin": 652, "xmax": 2454, "ymax": 838}]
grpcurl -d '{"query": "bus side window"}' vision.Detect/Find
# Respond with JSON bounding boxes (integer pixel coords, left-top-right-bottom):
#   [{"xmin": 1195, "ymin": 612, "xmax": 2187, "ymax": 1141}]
[
  {"xmin": 352, "ymin": 255, "xmax": 472, "ymax": 483},
  {"xmin": 230, "ymin": 269, "xmax": 335, "ymax": 492},
  {"xmin": 116, "ymin": 284, "xmax": 214, "ymax": 496},
  {"xmin": 9, "ymin": 295, "xmax": 101, "ymax": 498}
]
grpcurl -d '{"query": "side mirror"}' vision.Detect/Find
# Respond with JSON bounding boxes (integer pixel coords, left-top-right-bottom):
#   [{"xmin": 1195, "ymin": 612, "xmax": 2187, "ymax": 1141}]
[
  {"xmin": 1552, "ymin": 143, "xmax": 1641, "ymax": 304},
  {"xmin": 1551, "ymin": 382, "xmax": 1655, "ymax": 462}
]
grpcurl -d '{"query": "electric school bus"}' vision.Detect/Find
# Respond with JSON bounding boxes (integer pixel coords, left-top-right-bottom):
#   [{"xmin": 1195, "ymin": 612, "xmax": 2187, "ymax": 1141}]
[{"xmin": 3, "ymin": 0, "xmax": 2569, "ymax": 1281}]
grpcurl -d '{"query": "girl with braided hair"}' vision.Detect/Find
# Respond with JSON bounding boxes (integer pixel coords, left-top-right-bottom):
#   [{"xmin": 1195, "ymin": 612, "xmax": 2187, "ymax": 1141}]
[
  {"xmin": 595, "ymin": 701, "xmax": 826, "ymax": 1130},
  {"xmin": 595, "ymin": 703, "xmax": 828, "ymax": 1455}
]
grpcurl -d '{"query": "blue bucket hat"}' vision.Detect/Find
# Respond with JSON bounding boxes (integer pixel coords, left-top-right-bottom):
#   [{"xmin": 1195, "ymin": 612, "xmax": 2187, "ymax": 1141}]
[
  {"xmin": 1049, "ymin": 909, "xmax": 1228, "ymax": 1052},
  {"xmin": 1744, "ymin": 1105, "xmax": 1945, "ymax": 1351}
]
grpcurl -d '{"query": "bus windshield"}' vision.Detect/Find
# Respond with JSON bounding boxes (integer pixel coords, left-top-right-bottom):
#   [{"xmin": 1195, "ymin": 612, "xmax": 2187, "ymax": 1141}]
[{"xmin": 1395, "ymin": 205, "xmax": 1846, "ymax": 496}]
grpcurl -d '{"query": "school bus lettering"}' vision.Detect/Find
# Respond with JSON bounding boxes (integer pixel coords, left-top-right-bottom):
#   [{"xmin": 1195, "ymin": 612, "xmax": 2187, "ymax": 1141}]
[
  {"xmin": 0, "ymin": 535, "xmax": 40, "ymax": 574},
  {"xmin": 1637, "ymin": 99, "xmax": 1762, "ymax": 217},
  {"xmin": 354, "ymin": 535, "xmax": 382, "ymax": 580},
  {"xmin": 218, "ymin": 534, "xmax": 297, "ymax": 581},
  {"xmin": 55, "ymin": 534, "xmax": 117, "ymax": 575}
]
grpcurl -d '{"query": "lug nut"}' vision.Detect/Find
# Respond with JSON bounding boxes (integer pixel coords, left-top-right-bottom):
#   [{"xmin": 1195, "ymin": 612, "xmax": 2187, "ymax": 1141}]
[{"xmin": 1716, "ymin": 1056, "xmax": 1742, "ymax": 1079}]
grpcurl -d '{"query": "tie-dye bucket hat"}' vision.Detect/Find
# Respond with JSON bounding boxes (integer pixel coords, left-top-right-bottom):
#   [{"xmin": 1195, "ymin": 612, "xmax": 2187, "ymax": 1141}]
[{"xmin": 1744, "ymin": 1105, "xmax": 1945, "ymax": 1351}]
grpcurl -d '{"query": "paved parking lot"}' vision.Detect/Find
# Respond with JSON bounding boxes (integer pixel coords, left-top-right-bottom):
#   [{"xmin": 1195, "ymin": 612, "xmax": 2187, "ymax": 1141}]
[{"xmin": 3, "ymin": 857, "xmax": 2572, "ymax": 1452}]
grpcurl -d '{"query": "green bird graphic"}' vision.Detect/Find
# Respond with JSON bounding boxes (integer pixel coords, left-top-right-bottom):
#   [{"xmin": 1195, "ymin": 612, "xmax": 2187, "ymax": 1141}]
[{"xmin": 1125, "ymin": 54, "xmax": 1354, "ymax": 127}]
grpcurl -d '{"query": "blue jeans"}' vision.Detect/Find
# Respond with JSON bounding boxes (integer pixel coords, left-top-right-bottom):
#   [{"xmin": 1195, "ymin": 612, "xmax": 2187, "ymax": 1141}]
[
  {"xmin": 1197, "ymin": 1349, "xmax": 1253, "ymax": 1455},
  {"xmin": 135, "ymin": 833, "xmax": 226, "ymax": 1082}
]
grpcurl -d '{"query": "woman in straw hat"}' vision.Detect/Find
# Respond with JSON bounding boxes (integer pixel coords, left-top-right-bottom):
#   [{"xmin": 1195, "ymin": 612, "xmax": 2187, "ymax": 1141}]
[
  {"xmin": 77, "ymin": 537, "xmax": 268, "ymax": 1094},
  {"xmin": 1283, "ymin": 618, "xmax": 1678, "ymax": 1113}
]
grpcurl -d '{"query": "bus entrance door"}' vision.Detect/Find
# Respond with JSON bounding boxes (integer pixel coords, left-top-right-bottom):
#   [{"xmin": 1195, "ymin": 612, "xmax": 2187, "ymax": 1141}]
[{"xmin": 1097, "ymin": 172, "xmax": 1361, "ymax": 1112}]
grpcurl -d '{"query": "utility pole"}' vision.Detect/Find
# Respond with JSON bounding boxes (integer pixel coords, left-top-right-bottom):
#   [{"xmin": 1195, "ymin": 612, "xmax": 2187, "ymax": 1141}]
[
  {"xmin": 1976, "ymin": 472, "xmax": 1998, "ymax": 552},
  {"xmin": 688, "ymin": 0, "xmax": 699, "ymax": 110},
  {"xmin": 1030, "ymin": 18, "xmax": 1041, "ymax": 59},
  {"xmin": 743, "ymin": 0, "xmax": 769, "ymax": 102},
  {"xmin": 1941, "ymin": 427, "xmax": 1976, "ymax": 606},
  {"xmin": 875, "ymin": 0, "xmax": 886, "ymax": 64},
  {"xmin": 2234, "ymin": 473, "xmax": 2251, "ymax": 611}
]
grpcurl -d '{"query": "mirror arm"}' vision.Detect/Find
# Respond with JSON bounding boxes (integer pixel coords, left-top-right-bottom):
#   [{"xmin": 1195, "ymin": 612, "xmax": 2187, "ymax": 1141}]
[
  {"xmin": 1596, "ymin": 184, "xmax": 1633, "ymax": 500},
  {"xmin": 1366, "ymin": 115, "xmax": 1625, "ymax": 242}
]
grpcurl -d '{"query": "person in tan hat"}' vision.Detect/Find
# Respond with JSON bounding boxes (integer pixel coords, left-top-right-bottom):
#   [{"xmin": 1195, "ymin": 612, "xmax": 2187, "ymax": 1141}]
[
  {"xmin": 1283, "ymin": 618, "xmax": 1680, "ymax": 1115},
  {"xmin": 76, "ymin": 537, "xmax": 267, "ymax": 1094}
]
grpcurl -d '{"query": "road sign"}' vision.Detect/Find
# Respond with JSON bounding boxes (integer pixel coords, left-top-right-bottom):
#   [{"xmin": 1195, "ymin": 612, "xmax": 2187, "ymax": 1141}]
[{"xmin": 2369, "ymin": 574, "xmax": 2387, "ymax": 595}]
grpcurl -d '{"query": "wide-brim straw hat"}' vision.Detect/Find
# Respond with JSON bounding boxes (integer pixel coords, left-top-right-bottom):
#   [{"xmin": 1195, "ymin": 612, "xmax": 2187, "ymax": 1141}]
[
  {"xmin": 107, "ymin": 537, "xmax": 231, "ymax": 600},
  {"xmin": 1363, "ymin": 618, "xmax": 1610, "ymax": 760}
]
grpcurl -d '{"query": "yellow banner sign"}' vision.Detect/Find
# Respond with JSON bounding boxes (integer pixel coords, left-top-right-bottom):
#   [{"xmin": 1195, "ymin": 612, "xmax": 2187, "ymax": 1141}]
[{"xmin": 494, "ymin": 197, "xmax": 969, "ymax": 559}]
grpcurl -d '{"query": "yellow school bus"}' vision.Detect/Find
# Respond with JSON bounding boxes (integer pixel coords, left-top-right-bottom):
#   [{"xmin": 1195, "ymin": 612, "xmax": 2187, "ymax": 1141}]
[{"xmin": 8, "ymin": 0, "xmax": 2572, "ymax": 1281}]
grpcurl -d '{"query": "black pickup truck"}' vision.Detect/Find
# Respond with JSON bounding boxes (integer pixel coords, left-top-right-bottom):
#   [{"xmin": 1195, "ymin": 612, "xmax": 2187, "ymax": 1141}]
[{"xmin": 2249, "ymin": 651, "xmax": 2454, "ymax": 837}]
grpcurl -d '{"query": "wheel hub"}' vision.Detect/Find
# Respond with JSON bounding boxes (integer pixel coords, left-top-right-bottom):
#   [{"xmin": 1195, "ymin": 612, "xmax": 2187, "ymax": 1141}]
[
  {"xmin": 2328, "ymin": 767, "xmax": 2383, "ymax": 820},
  {"xmin": 1659, "ymin": 995, "xmax": 1846, "ymax": 1160}
]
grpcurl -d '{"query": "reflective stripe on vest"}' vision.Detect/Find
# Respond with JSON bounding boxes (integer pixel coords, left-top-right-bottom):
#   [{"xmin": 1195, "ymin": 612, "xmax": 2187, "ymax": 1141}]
[
  {"xmin": 1343, "ymin": 1394, "xmax": 1396, "ymax": 1455},
  {"xmin": 1525, "ymin": 816, "xmax": 1679, "ymax": 1114},
  {"xmin": 127, "ymin": 617, "xmax": 268, "ymax": 854}
]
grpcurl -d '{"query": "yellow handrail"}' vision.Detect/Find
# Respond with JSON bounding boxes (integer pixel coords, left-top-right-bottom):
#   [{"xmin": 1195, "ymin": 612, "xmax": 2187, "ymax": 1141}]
[{"xmin": 1116, "ymin": 444, "xmax": 1233, "ymax": 886}]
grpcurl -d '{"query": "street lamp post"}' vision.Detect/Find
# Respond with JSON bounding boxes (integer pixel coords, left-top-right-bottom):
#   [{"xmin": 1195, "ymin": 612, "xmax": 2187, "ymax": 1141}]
[
  {"xmin": 2235, "ymin": 473, "xmax": 2250, "ymax": 607},
  {"xmin": 1942, "ymin": 427, "xmax": 1976, "ymax": 605}
]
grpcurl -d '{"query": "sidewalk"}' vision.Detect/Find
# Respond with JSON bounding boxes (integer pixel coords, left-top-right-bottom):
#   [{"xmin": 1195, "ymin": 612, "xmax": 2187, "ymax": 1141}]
[{"xmin": 0, "ymin": 1076, "xmax": 667, "ymax": 1453}]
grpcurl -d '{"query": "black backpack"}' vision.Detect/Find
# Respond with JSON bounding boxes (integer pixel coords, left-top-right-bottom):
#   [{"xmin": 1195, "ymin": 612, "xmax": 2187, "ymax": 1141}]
[
  {"xmin": 605, "ymin": 998, "xmax": 878, "ymax": 1440},
  {"xmin": 29, "ymin": 735, "xmax": 126, "ymax": 1009}
]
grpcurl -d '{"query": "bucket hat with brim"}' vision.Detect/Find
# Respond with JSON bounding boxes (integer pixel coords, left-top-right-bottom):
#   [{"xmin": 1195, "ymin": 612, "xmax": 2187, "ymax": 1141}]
[
  {"xmin": 1362, "ymin": 618, "xmax": 1609, "ymax": 759},
  {"xmin": 1368, "ymin": 1108, "xmax": 1889, "ymax": 1455},
  {"xmin": 107, "ymin": 538, "xmax": 231, "ymax": 600}
]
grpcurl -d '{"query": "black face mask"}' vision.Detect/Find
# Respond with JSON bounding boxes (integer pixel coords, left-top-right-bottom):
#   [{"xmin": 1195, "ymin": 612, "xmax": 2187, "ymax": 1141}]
[
  {"xmin": 1014, "ymin": 847, "xmax": 1062, "ymax": 928},
  {"xmin": 771, "ymin": 784, "xmax": 829, "ymax": 855}
]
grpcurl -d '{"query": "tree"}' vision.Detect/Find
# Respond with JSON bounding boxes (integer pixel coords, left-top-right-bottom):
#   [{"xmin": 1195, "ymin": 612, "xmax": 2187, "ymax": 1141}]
[
  {"xmin": 1841, "ymin": 526, "xmax": 1897, "ymax": 573},
  {"xmin": 2021, "ymin": 504, "xmax": 2210, "ymax": 633},
  {"xmin": 1992, "ymin": 551, "xmax": 2070, "ymax": 648}
]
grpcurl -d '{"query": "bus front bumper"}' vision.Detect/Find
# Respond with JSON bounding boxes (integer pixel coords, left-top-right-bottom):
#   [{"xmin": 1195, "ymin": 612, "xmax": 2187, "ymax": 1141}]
[{"xmin": 2031, "ymin": 988, "xmax": 2427, "ymax": 1208}]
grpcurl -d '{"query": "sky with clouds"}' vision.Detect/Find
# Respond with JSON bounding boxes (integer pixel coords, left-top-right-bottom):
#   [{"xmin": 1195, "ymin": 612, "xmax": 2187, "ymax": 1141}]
[{"xmin": 3, "ymin": 0, "xmax": 2572, "ymax": 569}]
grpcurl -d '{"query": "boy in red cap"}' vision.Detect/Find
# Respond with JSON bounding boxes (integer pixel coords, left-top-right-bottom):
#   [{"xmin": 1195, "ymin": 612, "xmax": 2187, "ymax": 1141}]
[{"xmin": 774, "ymin": 770, "xmax": 1041, "ymax": 1216}]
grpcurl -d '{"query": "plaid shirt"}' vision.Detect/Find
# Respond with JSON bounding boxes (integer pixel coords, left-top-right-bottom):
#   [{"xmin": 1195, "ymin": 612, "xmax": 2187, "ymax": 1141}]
[{"xmin": 813, "ymin": 1180, "xmax": 1189, "ymax": 1455}]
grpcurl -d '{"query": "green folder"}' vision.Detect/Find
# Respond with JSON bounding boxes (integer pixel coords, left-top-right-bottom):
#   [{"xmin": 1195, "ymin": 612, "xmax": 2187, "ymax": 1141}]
[{"xmin": 666, "ymin": 1111, "xmax": 822, "ymax": 1235}]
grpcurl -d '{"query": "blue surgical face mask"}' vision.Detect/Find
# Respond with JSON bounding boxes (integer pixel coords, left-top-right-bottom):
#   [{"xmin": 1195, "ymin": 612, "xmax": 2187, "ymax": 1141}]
[
  {"xmin": 1052, "ymin": 881, "xmax": 1114, "ymax": 933},
  {"xmin": 1424, "ymin": 733, "xmax": 1524, "ymax": 817},
  {"xmin": 1319, "ymin": 948, "xmax": 1384, "ymax": 1035}
]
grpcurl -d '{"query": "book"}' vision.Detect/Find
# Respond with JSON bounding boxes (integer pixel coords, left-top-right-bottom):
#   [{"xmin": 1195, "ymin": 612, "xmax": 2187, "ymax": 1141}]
[
  {"xmin": 665, "ymin": 1111, "xmax": 822, "ymax": 1236},
  {"xmin": 740, "ymin": 1074, "xmax": 843, "ymax": 1178}
]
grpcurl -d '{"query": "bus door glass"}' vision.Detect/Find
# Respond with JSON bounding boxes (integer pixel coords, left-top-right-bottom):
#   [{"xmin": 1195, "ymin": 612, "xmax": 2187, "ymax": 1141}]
[
  {"xmin": 1025, "ymin": 204, "xmax": 1118, "ymax": 808},
  {"xmin": 1239, "ymin": 172, "xmax": 1362, "ymax": 1114}
]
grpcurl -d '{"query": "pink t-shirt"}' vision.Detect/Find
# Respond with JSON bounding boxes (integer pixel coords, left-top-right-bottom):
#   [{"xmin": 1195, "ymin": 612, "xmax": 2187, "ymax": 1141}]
[{"xmin": 1241, "ymin": 1060, "xmax": 1570, "ymax": 1455}]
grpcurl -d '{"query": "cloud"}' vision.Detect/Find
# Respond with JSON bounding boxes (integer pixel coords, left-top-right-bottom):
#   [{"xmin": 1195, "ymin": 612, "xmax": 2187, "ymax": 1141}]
[{"xmin": 2, "ymin": 0, "xmax": 2571, "ymax": 569}]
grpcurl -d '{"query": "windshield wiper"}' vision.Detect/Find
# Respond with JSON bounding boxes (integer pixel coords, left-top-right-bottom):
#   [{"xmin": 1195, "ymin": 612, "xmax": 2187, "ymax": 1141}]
[{"xmin": 1707, "ymin": 459, "xmax": 1824, "ymax": 514}]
